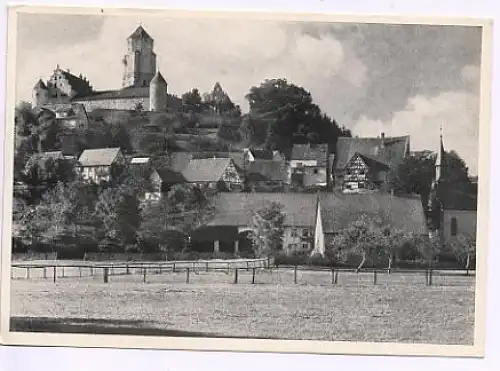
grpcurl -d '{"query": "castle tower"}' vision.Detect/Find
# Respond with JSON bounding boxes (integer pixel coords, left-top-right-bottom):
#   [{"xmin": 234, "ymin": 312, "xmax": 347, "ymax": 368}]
[
  {"xmin": 32, "ymin": 79, "xmax": 48, "ymax": 107},
  {"xmin": 122, "ymin": 26, "xmax": 157, "ymax": 88},
  {"xmin": 149, "ymin": 71, "xmax": 168, "ymax": 112}
]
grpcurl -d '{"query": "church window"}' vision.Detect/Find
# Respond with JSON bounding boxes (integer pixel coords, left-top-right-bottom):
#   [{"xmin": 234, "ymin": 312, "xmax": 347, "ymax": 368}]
[{"xmin": 451, "ymin": 217, "xmax": 458, "ymax": 236}]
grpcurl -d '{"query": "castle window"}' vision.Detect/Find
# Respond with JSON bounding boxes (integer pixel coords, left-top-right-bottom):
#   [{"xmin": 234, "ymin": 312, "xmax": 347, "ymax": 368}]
[{"xmin": 451, "ymin": 217, "xmax": 458, "ymax": 236}]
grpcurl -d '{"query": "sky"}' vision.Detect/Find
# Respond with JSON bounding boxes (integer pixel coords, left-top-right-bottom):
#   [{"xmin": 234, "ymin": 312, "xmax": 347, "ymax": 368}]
[{"xmin": 15, "ymin": 13, "xmax": 483, "ymax": 175}]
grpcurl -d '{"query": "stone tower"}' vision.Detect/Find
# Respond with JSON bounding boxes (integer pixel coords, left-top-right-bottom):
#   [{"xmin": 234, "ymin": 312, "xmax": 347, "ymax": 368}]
[
  {"xmin": 32, "ymin": 79, "xmax": 49, "ymax": 107},
  {"xmin": 122, "ymin": 26, "xmax": 157, "ymax": 88},
  {"xmin": 149, "ymin": 71, "xmax": 168, "ymax": 112}
]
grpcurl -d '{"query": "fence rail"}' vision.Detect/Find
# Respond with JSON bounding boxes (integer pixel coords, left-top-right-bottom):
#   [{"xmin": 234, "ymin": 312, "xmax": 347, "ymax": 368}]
[{"xmin": 11, "ymin": 258, "xmax": 475, "ymax": 287}]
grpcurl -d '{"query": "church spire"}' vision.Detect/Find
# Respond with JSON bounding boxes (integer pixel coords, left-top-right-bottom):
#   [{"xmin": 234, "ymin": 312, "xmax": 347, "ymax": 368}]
[{"xmin": 434, "ymin": 124, "xmax": 445, "ymax": 183}]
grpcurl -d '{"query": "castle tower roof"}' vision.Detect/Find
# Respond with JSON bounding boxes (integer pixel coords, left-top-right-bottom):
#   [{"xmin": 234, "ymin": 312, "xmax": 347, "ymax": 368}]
[
  {"xmin": 151, "ymin": 71, "xmax": 167, "ymax": 85},
  {"xmin": 128, "ymin": 25, "xmax": 153, "ymax": 40},
  {"xmin": 34, "ymin": 79, "xmax": 47, "ymax": 90}
]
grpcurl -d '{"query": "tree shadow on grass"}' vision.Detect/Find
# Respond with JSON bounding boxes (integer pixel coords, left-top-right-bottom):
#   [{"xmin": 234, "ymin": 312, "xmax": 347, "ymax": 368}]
[{"xmin": 10, "ymin": 316, "xmax": 270, "ymax": 339}]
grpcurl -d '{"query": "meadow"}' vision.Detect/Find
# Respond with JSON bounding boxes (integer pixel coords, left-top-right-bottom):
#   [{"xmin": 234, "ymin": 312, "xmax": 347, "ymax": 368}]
[{"xmin": 10, "ymin": 266, "xmax": 475, "ymax": 344}]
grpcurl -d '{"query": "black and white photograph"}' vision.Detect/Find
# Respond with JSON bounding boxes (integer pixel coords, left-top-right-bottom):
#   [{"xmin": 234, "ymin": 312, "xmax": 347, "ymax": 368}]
[{"xmin": 0, "ymin": 6, "xmax": 492, "ymax": 357}]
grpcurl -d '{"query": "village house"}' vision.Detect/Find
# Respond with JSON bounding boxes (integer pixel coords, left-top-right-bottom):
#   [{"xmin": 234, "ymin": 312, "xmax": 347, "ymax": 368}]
[
  {"xmin": 190, "ymin": 191, "xmax": 427, "ymax": 257},
  {"xmin": 244, "ymin": 160, "xmax": 288, "ymax": 191},
  {"xmin": 334, "ymin": 133, "xmax": 410, "ymax": 193},
  {"xmin": 180, "ymin": 157, "xmax": 243, "ymax": 190},
  {"xmin": 128, "ymin": 156, "xmax": 163, "ymax": 202},
  {"xmin": 78, "ymin": 147, "xmax": 126, "ymax": 183},
  {"xmin": 288, "ymin": 143, "xmax": 334, "ymax": 189}
]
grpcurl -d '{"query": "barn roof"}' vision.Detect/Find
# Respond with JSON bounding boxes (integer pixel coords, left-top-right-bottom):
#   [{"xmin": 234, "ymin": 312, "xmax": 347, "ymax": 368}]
[{"xmin": 209, "ymin": 191, "xmax": 427, "ymax": 235}]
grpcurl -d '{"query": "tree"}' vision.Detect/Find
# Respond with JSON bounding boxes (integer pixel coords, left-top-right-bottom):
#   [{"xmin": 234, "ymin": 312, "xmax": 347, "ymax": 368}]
[
  {"xmin": 380, "ymin": 227, "xmax": 408, "ymax": 273},
  {"xmin": 390, "ymin": 150, "xmax": 471, "ymax": 214},
  {"xmin": 181, "ymin": 88, "xmax": 203, "ymax": 114},
  {"xmin": 334, "ymin": 214, "xmax": 386, "ymax": 271},
  {"xmin": 138, "ymin": 184, "xmax": 215, "ymax": 255},
  {"xmin": 244, "ymin": 78, "xmax": 346, "ymax": 157},
  {"xmin": 449, "ymin": 234, "xmax": 476, "ymax": 275},
  {"xmin": 94, "ymin": 183, "xmax": 142, "ymax": 251},
  {"xmin": 249, "ymin": 202, "xmax": 286, "ymax": 258}
]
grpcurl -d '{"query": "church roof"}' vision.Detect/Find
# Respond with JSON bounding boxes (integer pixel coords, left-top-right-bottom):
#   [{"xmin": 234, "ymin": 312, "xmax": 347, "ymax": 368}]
[{"xmin": 128, "ymin": 25, "xmax": 153, "ymax": 40}]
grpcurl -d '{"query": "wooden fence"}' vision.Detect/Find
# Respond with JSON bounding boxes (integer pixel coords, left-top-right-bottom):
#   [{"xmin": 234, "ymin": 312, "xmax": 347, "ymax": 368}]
[{"xmin": 11, "ymin": 258, "xmax": 474, "ymax": 287}]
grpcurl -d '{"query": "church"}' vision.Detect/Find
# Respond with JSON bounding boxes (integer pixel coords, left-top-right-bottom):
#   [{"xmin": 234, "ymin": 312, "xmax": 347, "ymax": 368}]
[{"xmin": 31, "ymin": 26, "xmax": 173, "ymax": 113}]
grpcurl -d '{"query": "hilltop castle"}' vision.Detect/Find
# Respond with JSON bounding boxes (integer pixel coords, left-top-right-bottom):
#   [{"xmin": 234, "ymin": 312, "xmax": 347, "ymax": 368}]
[{"xmin": 32, "ymin": 26, "xmax": 171, "ymax": 112}]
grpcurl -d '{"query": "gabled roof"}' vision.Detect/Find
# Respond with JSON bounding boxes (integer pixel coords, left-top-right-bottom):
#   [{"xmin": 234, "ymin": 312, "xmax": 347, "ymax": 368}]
[
  {"xmin": 128, "ymin": 25, "xmax": 153, "ymax": 40},
  {"xmin": 181, "ymin": 158, "xmax": 233, "ymax": 183},
  {"xmin": 247, "ymin": 148, "xmax": 274, "ymax": 160},
  {"xmin": 34, "ymin": 79, "xmax": 47, "ymax": 90},
  {"xmin": 354, "ymin": 153, "xmax": 391, "ymax": 172},
  {"xmin": 440, "ymin": 187, "xmax": 478, "ymax": 211},
  {"xmin": 291, "ymin": 143, "xmax": 329, "ymax": 166},
  {"xmin": 78, "ymin": 147, "xmax": 121, "ymax": 167},
  {"xmin": 247, "ymin": 160, "xmax": 288, "ymax": 182},
  {"xmin": 209, "ymin": 191, "xmax": 427, "ymax": 235},
  {"xmin": 58, "ymin": 70, "xmax": 93, "ymax": 98},
  {"xmin": 336, "ymin": 135, "xmax": 410, "ymax": 170}
]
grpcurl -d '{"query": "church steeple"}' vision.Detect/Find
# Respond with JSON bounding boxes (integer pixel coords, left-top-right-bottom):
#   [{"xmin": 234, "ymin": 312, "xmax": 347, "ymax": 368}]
[{"xmin": 434, "ymin": 125, "xmax": 445, "ymax": 183}]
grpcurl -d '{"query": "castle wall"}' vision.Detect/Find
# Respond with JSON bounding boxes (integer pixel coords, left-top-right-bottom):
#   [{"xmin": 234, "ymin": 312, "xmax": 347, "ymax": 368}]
[{"xmin": 73, "ymin": 97, "xmax": 150, "ymax": 112}]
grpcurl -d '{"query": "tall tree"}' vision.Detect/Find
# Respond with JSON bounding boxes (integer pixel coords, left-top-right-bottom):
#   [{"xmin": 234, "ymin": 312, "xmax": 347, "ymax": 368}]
[
  {"xmin": 449, "ymin": 234, "xmax": 476, "ymax": 275},
  {"xmin": 138, "ymin": 184, "xmax": 215, "ymax": 255},
  {"xmin": 94, "ymin": 183, "xmax": 142, "ymax": 250},
  {"xmin": 244, "ymin": 78, "xmax": 346, "ymax": 156},
  {"xmin": 181, "ymin": 88, "xmax": 203, "ymax": 114},
  {"xmin": 249, "ymin": 202, "xmax": 286, "ymax": 258}
]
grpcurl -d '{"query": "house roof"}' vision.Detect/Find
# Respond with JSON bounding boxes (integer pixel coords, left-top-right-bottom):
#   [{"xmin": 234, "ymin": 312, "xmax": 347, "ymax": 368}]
[
  {"xmin": 130, "ymin": 157, "xmax": 150, "ymax": 164},
  {"xmin": 40, "ymin": 151, "xmax": 64, "ymax": 160},
  {"xmin": 209, "ymin": 191, "xmax": 427, "ymax": 235},
  {"xmin": 247, "ymin": 160, "xmax": 288, "ymax": 182},
  {"xmin": 78, "ymin": 147, "xmax": 121, "ymax": 167},
  {"xmin": 356, "ymin": 153, "xmax": 391, "ymax": 172},
  {"xmin": 440, "ymin": 188, "xmax": 478, "ymax": 211},
  {"xmin": 291, "ymin": 143, "xmax": 329, "ymax": 166},
  {"xmin": 181, "ymin": 158, "xmax": 233, "ymax": 183},
  {"xmin": 248, "ymin": 148, "xmax": 274, "ymax": 160},
  {"xmin": 192, "ymin": 151, "xmax": 246, "ymax": 170},
  {"xmin": 128, "ymin": 26, "xmax": 153, "ymax": 40},
  {"xmin": 335, "ymin": 135, "xmax": 410, "ymax": 170}
]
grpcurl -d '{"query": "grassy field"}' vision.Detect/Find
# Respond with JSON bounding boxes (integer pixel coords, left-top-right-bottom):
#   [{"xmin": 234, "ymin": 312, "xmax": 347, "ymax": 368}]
[{"xmin": 10, "ymin": 268, "xmax": 475, "ymax": 344}]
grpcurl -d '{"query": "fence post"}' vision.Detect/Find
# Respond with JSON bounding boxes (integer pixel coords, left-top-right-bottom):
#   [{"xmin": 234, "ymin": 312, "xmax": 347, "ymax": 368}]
[
  {"xmin": 425, "ymin": 269, "xmax": 429, "ymax": 286},
  {"xmin": 43, "ymin": 267, "xmax": 47, "ymax": 279},
  {"xmin": 373, "ymin": 270, "xmax": 377, "ymax": 285},
  {"xmin": 173, "ymin": 262, "xmax": 176, "ymax": 273},
  {"xmin": 103, "ymin": 267, "xmax": 109, "ymax": 283},
  {"xmin": 159, "ymin": 265, "xmax": 162, "ymax": 275},
  {"xmin": 90, "ymin": 267, "xmax": 94, "ymax": 276},
  {"xmin": 126, "ymin": 263, "xmax": 130, "ymax": 275},
  {"xmin": 186, "ymin": 268, "xmax": 190, "ymax": 284},
  {"xmin": 331, "ymin": 268, "xmax": 335, "ymax": 284},
  {"xmin": 206, "ymin": 262, "xmax": 209, "ymax": 272},
  {"xmin": 429, "ymin": 268, "xmax": 433, "ymax": 286},
  {"xmin": 62, "ymin": 266, "xmax": 65, "ymax": 278},
  {"xmin": 334, "ymin": 271, "xmax": 339, "ymax": 285},
  {"xmin": 53, "ymin": 266, "xmax": 56, "ymax": 283},
  {"xmin": 294, "ymin": 265, "xmax": 298, "ymax": 284},
  {"xmin": 26, "ymin": 267, "xmax": 30, "ymax": 280},
  {"xmin": 252, "ymin": 268, "xmax": 256, "ymax": 284},
  {"xmin": 234, "ymin": 268, "xmax": 239, "ymax": 284},
  {"xmin": 246, "ymin": 261, "xmax": 249, "ymax": 271},
  {"xmin": 143, "ymin": 268, "xmax": 147, "ymax": 283}
]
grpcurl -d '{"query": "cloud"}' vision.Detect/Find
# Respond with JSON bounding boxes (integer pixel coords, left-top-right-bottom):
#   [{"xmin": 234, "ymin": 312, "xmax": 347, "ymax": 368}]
[
  {"xmin": 16, "ymin": 16, "xmax": 367, "ymax": 115},
  {"xmin": 352, "ymin": 91, "xmax": 480, "ymax": 175}
]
